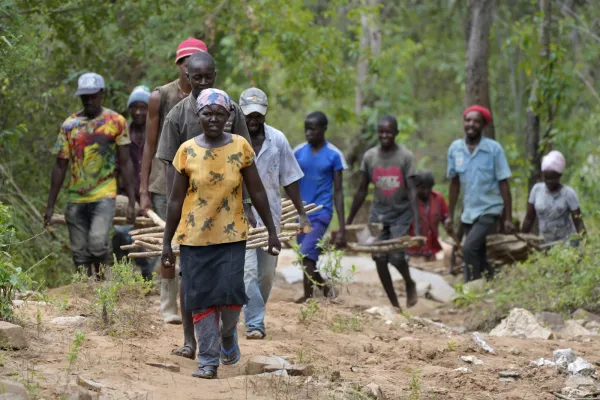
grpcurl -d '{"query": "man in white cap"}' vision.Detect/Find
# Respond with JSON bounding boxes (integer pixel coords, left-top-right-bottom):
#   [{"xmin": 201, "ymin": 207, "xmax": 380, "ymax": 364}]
[
  {"xmin": 239, "ymin": 87, "xmax": 310, "ymax": 339},
  {"xmin": 44, "ymin": 72, "xmax": 136, "ymax": 278}
]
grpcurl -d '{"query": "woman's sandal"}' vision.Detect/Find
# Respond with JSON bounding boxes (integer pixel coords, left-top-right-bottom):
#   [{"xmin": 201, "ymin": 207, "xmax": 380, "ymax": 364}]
[
  {"xmin": 171, "ymin": 345, "xmax": 195, "ymax": 360},
  {"xmin": 220, "ymin": 343, "xmax": 241, "ymax": 365},
  {"xmin": 192, "ymin": 365, "xmax": 217, "ymax": 379}
]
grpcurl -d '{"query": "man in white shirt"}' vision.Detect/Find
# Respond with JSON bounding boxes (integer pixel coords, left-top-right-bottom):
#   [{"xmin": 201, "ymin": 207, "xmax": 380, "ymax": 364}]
[{"xmin": 240, "ymin": 88, "xmax": 310, "ymax": 339}]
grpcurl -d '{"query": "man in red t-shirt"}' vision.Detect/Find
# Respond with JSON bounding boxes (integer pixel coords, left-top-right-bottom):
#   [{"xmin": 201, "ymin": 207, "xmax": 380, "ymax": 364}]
[{"xmin": 409, "ymin": 170, "xmax": 449, "ymax": 261}]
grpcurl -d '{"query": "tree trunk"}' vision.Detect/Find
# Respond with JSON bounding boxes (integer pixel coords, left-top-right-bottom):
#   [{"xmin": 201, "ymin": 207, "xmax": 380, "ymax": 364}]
[
  {"xmin": 526, "ymin": 0, "xmax": 551, "ymax": 192},
  {"xmin": 465, "ymin": 0, "xmax": 495, "ymax": 138},
  {"xmin": 346, "ymin": 0, "xmax": 382, "ymax": 224}
]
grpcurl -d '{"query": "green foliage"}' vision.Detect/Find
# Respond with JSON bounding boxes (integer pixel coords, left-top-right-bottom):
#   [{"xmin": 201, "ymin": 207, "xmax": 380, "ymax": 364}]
[
  {"xmin": 490, "ymin": 237, "xmax": 600, "ymax": 317},
  {"xmin": 452, "ymin": 283, "xmax": 484, "ymax": 309},
  {"xmin": 64, "ymin": 330, "xmax": 85, "ymax": 392},
  {"xmin": 91, "ymin": 256, "xmax": 152, "ymax": 333},
  {"xmin": 329, "ymin": 313, "xmax": 362, "ymax": 333},
  {"xmin": 446, "ymin": 341, "xmax": 457, "ymax": 352},
  {"xmin": 408, "ymin": 370, "xmax": 422, "ymax": 400},
  {"xmin": 0, "ymin": 203, "xmax": 34, "ymax": 321},
  {"xmin": 2, "ymin": 0, "xmax": 600, "ymax": 290},
  {"xmin": 298, "ymin": 298, "xmax": 320, "ymax": 324}
]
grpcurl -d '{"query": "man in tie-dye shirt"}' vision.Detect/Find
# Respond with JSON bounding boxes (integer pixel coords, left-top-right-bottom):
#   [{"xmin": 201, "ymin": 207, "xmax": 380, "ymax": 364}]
[{"xmin": 44, "ymin": 72, "xmax": 136, "ymax": 278}]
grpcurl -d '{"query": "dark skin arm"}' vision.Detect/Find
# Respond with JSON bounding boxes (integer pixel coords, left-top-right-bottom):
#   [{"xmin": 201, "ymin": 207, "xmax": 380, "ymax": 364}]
[
  {"xmin": 44, "ymin": 158, "xmax": 68, "ymax": 226},
  {"xmin": 117, "ymin": 144, "xmax": 136, "ymax": 224},
  {"xmin": 333, "ymin": 170, "xmax": 346, "ymax": 247},
  {"xmin": 521, "ymin": 203, "xmax": 536, "ymax": 233},
  {"xmin": 346, "ymin": 172, "xmax": 370, "ymax": 225},
  {"xmin": 283, "ymin": 181, "xmax": 311, "ymax": 232},
  {"xmin": 572, "ymin": 208, "xmax": 585, "ymax": 235},
  {"xmin": 444, "ymin": 176, "xmax": 460, "ymax": 235},
  {"xmin": 499, "ymin": 179, "xmax": 514, "ymax": 232},
  {"xmin": 242, "ymin": 163, "xmax": 281, "ymax": 254},
  {"xmin": 161, "ymin": 171, "xmax": 188, "ymax": 267},
  {"xmin": 166, "ymin": 163, "xmax": 176, "ymax": 198},
  {"xmin": 139, "ymin": 90, "xmax": 161, "ymax": 212},
  {"xmin": 407, "ymin": 176, "xmax": 421, "ymax": 236}
]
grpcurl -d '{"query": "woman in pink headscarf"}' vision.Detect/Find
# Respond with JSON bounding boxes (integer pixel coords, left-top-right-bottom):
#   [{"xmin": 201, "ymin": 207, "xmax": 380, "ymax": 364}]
[{"xmin": 522, "ymin": 151, "xmax": 585, "ymax": 244}]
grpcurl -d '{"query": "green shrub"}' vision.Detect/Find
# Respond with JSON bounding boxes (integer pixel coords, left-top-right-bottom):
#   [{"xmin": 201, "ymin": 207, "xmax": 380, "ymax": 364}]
[
  {"xmin": 473, "ymin": 236, "xmax": 600, "ymax": 329},
  {"xmin": 0, "ymin": 203, "xmax": 34, "ymax": 321}
]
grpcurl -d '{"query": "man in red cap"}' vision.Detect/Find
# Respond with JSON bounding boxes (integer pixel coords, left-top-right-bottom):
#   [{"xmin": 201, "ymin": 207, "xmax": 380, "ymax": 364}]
[
  {"xmin": 139, "ymin": 38, "xmax": 208, "ymax": 325},
  {"xmin": 445, "ymin": 105, "xmax": 514, "ymax": 282}
]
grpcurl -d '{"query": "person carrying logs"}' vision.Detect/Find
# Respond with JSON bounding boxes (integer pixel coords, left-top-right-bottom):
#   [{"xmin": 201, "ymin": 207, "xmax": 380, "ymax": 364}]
[
  {"xmin": 445, "ymin": 105, "xmax": 514, "ymax": 282},
  {"xmin": 112, "ymin": 85, "xmax": 154, "ymax": 280},
  {"xmin": 44, "ymin": 73, "xmax": 136, "ymax": 278},
  {"xmin": 407, "ymin": 170, "xmax": 449, "ymax": 262},
  {"xmin": 156, "ymin": 51, "xmax": 250, "ymax": 359},
  {"xmin": 293, "ymin": 111, "xmax": 347, "ymax": 302},
  {"xmin": 346, "ymin": 115, "xmax": 421, "ymax": 310},
  {"xmin": 161, "ymin": 89, "xmax": 280, "ymax": 379},
  {"xmin": 238, "ymin": 87, "xmax": 310, "ymax": 340},
  {"xmin": 139, "ymin": 38, "xmax": 209, "ymax": 324},
  {"xmin": 522, "ymin": 150, "xmax": 585, "ymax": 245}
]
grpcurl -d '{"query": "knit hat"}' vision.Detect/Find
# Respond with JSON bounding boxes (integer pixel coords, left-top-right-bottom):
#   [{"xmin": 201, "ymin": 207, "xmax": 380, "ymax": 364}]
[
  {"xmin": 127, "ymin": 85, "xmax": 151, "ymax": 108},
  {"xmin": 463, "ymin": 105, "xmax": 492, "ymax": 125},
  {"xmin": 175, "ymin": 38, "xmax": 208, "ymax": 63}
]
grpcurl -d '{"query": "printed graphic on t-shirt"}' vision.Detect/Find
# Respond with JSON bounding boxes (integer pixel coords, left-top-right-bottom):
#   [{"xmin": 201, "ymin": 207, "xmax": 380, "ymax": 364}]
[{"xmin": 372, "ymin": 166, "xmax": 404, "ymax": 198}]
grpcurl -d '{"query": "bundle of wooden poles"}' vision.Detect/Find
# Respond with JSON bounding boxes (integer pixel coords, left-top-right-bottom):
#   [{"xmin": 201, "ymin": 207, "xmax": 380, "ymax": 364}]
[
  {"xmin": 123, "ymin": 199, "xmax": 322, "ymax": 259},
  {"xmin": 346, "ymin": 236, "xmax": 427, "ymax": 253},
  {"xmin": 337, "ymin": 223, "xmax": 426, "ymax": 254},
  {"xmin": 452, "ymin": 233, "xmax": 544, "ymax": 267}
]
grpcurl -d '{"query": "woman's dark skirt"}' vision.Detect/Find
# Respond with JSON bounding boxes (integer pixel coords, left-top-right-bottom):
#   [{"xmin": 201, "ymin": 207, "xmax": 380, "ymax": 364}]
[{"xmin": 179, "ymin": 241, "xmax": 248, "ymax": 312}]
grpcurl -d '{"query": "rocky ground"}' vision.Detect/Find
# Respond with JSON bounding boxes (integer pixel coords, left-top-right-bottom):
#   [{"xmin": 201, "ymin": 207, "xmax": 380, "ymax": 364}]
[{"xmin": 1, "ymin": 251, "xmax": 600, "ymax": 400}]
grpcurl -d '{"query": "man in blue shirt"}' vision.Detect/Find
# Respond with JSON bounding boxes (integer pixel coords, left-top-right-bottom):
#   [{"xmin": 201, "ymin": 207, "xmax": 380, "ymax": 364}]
[
  {"xmin": 294, "ymin": 111, "xmax": 347, "ymax": 302},
  {"xmin": 445, "ymin": 105, "xmax": 514, "ymax": 282}
]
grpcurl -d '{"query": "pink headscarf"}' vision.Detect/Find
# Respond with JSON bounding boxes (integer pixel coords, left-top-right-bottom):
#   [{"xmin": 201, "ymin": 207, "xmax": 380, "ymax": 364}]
[{"xmin": 541, "ymin": 150, "xmax": 566, "ymax": 174}]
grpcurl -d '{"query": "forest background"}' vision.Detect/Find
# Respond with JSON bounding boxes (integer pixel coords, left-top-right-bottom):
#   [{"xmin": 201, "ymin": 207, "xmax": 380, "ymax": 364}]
[{"xmin": 1, "ymin": 0, "xmax": 600, "ymax": 288}]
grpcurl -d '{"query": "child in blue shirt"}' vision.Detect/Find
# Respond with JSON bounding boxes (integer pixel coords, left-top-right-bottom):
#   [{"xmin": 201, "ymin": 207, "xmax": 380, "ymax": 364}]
[{"xmin": 294, "ymin": 111, "xmax": 347, "ymax": 302}]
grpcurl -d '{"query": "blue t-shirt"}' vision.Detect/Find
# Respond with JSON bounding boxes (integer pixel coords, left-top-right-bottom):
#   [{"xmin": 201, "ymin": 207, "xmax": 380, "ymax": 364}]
[
  {"xmin": 447, "ymin": 137, "xmax": 512, "ymax": 224},
  {"xmin": 294, "ymin": 141, "xmax": 347, "ymax": 217}
]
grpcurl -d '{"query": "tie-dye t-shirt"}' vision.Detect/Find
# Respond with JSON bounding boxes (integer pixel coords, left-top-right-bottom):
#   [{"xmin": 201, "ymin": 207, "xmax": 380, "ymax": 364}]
[
  {"xmin": 172, "ymin": 135, "xmax": 254, "ymax": 246},
  {"xmin": 53, "ymin": 108, "xmax": 131, "ymax": 203}
]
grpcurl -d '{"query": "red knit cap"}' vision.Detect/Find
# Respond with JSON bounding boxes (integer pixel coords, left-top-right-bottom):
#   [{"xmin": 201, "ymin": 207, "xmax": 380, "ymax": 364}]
[
  {"xmin": 463, "ymin": 105, "xmax": 492, "ymax": 125},
  {"xmin": 175, "ymin": 38, "xmax": 208, "ymax": 63}
]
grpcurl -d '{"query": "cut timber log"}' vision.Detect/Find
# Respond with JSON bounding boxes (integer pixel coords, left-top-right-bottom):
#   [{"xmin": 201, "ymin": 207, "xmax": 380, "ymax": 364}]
[
  {"xmin": 50, "ymin": 214, "xmax": 154, "ymax": 227},
  {"xmin": 129, "ymin": 226, "xmax": 164, "ymax": 236},
  {"xmin": 346, "ymin": 236, "xmax": 426, "ymax": 253}
]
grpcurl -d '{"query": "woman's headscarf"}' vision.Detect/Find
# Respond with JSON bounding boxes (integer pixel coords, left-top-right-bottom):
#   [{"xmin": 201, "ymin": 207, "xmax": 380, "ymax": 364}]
[
  {"xmin": 463, "ymin": 105, "xmax": 492, "ymax": 126},
  {"xmin": 541, "ymin": 150, "xmax": 566, "ymax": 174},
  {"xmin": 195, "ymin": 88, "xmax": 232, "ymax": 115}
]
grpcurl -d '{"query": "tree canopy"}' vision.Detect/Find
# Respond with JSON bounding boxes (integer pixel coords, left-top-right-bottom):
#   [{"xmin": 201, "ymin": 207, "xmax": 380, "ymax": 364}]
[{"xmin": 2, "ymin": 0, "xmax": 600, "ymax": 286}]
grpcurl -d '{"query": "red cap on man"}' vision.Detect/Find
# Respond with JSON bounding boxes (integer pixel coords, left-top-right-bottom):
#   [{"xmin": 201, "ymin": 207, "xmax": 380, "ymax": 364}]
[{"xmin": 175, "ymin": 38, "xmax": 208, "ymax": 63}]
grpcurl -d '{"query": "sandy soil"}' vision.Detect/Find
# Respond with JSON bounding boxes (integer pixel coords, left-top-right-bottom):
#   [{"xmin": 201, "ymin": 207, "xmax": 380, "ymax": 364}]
[{"xmin": 2, "ymin": 257, "xmax": 599, "ymax": 400}]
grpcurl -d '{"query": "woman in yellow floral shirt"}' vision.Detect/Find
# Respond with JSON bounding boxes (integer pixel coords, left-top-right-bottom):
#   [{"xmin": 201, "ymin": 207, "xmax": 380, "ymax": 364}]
[{"xmin": 162, "ymin": 89, "xmax": 280, "ymax": 379}]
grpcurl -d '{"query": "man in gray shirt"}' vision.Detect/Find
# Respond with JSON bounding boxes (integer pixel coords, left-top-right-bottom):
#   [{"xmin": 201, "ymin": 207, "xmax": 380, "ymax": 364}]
[
  {"xmin": 156, "ymin": 51, "xmax": 249, "ymax": 360},
  {"xmin": 238, "ymin": 87, "xmax": 309, "ymax": 339},
  {"xmin": 346, "ymin": 115, "xmax": 421, "ymax": 310}
]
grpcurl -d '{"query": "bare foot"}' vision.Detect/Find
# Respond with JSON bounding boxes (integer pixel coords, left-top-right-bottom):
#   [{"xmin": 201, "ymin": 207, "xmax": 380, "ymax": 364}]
[
  {"xmin": 294, "ymin": 296, "xmax": 308, "ymax": 304},
  {"xmin": 406, "ymin": 282, "xmax": 418, "ymax": 308}
]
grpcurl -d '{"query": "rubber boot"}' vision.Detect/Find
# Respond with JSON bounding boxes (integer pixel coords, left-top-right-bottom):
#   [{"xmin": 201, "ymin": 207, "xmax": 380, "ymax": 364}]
[{"xmin": 161, "ymin": 277, "xmax": 182, "ymax": 324}]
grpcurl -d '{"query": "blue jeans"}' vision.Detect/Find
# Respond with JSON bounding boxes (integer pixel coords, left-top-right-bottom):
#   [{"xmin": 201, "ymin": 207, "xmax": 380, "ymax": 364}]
[
  {"xmin": 112, "ymin": 225, "xmax": 153, "ymax": 280},
  {"xmin": 193, "ymin": 306, "xmax": 240, "ymax": 367},
  {"xmin": 65, "ymin": 197, "xmax": 116, "ymax": 267},
  {"xmin": 243, "ymin": 249, "xmax": 278, "ymax": 334}
]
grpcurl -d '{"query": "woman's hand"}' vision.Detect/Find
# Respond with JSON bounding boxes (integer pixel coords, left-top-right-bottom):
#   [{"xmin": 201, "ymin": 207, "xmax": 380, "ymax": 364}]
[
  {"xmin": 266, "ymin": 233, "xmax": 281, "ymax": 256},
  {"xmin": 162, "ymin": 244, "xmax": 175, "ymax": 268}
]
